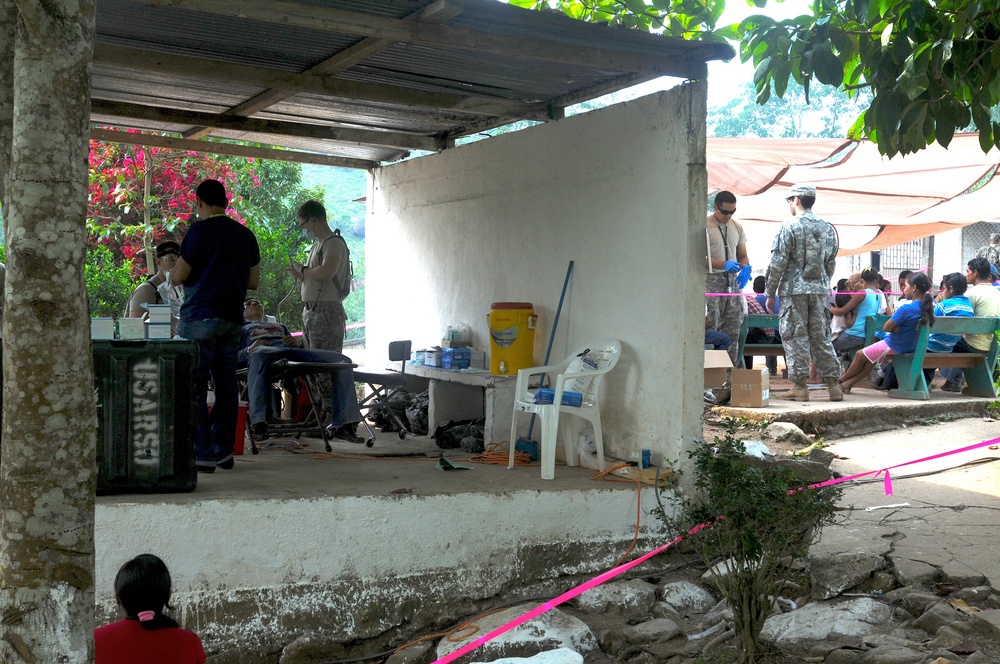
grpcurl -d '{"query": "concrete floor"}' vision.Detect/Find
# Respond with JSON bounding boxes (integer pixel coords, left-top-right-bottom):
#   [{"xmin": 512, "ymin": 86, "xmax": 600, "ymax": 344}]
[
  {"xmin": 715, "ymin": 374, "xmax": 994, "ymax": 437},
  {"xmin": 96, "ymin": 428, "xmax": 610, "ymax": 506}
]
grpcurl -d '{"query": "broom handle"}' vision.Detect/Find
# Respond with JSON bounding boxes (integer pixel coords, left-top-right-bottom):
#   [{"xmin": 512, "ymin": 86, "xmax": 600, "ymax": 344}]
[{"xmin": 527, "ymin": 260, "xmax": 574, "ymax": 439}]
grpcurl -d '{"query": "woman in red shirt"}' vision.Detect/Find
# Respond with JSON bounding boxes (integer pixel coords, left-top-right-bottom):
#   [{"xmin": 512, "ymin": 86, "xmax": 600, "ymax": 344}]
[{"xmin": 95, "ymin": 554, "xmax": 206, "ymax": 664}]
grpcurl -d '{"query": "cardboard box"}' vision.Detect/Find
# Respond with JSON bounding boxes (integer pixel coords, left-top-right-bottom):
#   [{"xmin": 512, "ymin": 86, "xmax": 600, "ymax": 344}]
[
  {"xmin": 146, "ymin": 322, "xmax": 172, "ymax": 339},
  {"xmin": 442, "ymin": 347, "xmax": 471, "ymax": 369},
  {"xmin": 704, "ymin": 350, "xmax": 732, "ymax": 388},
  {"xmin": 91, "ymin": 317, "xmax": 115, "ymax": 340},
  {"xmin": 533, "ymin": 388, "xmax": 583, "ymax": 407},
  {"xmin": 146, "ymin": 304, "xmax": 172, "ymax": 323},
  {"xmin": 425, "ymin": 350, "xmax": 442, "ymax": 367},
  {"xmin": 118, "ymin": 317, "xmax": 145, "ymax": 340},
  {"xmin": 730, "ymin": 368, "xmax": 770, "ymax": 408},
  {"xmin": 442, "ymin": 357, "xmax": 471, "ymax": 369}
]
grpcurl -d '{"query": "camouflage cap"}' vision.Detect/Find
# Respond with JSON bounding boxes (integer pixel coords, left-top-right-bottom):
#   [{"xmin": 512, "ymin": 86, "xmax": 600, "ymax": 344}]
[{"xmin": 788, "ymin": 183, "xmax": 817, "ymax": 198}]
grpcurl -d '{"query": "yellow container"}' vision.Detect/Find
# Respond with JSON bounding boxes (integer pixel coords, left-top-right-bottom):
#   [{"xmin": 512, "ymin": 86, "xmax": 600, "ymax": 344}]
[{"xmin": 488, "ymin": 302, "xmax": 537, "ymax": 375}]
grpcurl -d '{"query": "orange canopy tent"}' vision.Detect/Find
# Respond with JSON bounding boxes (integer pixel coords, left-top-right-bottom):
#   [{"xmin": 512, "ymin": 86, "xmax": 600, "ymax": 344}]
[{"xmin": 707, "ymin": 134, "xmax": 1000, "ymax": 256}]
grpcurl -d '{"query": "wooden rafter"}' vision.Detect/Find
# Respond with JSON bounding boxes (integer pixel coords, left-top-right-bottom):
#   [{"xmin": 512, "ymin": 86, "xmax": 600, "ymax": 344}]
[
  {"xmin": 183, "ymin": 0, "xmax": 465, "ymax": 140},
  {"xmin": 93, "ymin": 44, "xmax": 550, "ymax": 121},
  {"xmin": 92, "ymin": 99, "xmax": 445, "ymax": 152},
  {"xmin": 89, "ymin": 128, "xmax": 380, "ymax": 170},
  {"xmin": 126, "ymin": 0, "xmax": 725, "ymax": 78}
]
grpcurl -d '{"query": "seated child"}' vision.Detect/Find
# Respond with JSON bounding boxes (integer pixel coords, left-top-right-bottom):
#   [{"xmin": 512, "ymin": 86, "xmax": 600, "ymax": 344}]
[
  {"xmin": 839, "ymin": 272, "xmax": 934, "ymax": 393},
  {"xmin": 95, "ymin": 554, "xmax": 205, "ymax": 664}
]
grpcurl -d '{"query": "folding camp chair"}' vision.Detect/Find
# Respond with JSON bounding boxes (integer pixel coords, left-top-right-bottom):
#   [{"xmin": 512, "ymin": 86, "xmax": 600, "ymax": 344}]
[
  {"xmin": 237, "ymin": 358, "xmax": 367, "ymax": 453},
  {"xmin": 354, "ymin": 340, "xmax": 412, "ymax": 439}
]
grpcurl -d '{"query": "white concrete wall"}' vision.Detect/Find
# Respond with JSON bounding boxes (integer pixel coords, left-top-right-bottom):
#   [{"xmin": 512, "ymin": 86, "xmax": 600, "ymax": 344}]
[
  {"xmin": 934, "ymin": 227, "xmax": 965, "ymax": 277},
  {"xmin": 368, "ymin": 84, "xmax": 708, "ymax": 465},
  {"xmin": 95, "ymin": 488, "xmax": 663, "ymax": 658}
]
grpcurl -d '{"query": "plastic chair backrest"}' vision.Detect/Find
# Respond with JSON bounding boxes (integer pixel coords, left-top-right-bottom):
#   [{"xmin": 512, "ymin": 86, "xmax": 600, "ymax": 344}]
[
  {"xmin": 562, "ymin": 340, "xmax": 621, "ymax": 403},
  {"xmin": 388, "ymin": 340, "xmax": 412, "ymax": 362}
]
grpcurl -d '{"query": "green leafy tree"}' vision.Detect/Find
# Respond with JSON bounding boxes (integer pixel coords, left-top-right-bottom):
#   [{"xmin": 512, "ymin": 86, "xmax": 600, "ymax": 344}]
[
  {"xmin": 85, "ymin": 245, "xmax": 135, "ymax": 317},
  {"xmin": 737, "ymin": 0, "xmax": 1000, "ymax": 156},
  {"xmin": 519, "ymin": 0, "xmax": 1000, "ymax": 156},
  {"xmin": 710, "ymin": 79, "xmax": 872, "ymax": 138},
  {"xmin": 217, "ymin": 153, "xmax": 321, "ymax": 330}
]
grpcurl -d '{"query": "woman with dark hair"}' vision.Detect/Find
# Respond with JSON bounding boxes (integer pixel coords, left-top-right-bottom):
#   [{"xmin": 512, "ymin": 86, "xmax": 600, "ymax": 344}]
[
  {"xmin": 839, "ymin": 272, "xmax": 935, "ymax": 393},
  {"xmin": 95, "ymin": 554, "xmax": 206, "ymax": 664},
  {"xmin": 830, "ymin": 266, "xmax": 883, "ymax": 361}
]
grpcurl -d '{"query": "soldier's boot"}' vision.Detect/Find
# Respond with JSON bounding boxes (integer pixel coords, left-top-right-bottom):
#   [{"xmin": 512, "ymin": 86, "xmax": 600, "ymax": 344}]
[
  {"xmin": 785, "ymin": 381, "xmax": 810, "ymax": 401},
  {"xmin": 826, "ymin": 378, "xmax": 844, "ymax": 402}
]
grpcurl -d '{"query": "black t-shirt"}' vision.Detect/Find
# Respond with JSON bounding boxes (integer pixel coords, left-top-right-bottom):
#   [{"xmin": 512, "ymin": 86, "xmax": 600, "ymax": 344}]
[{"xmin": 179, "ymin": 215, "xmax": 260, "ymax": 325}]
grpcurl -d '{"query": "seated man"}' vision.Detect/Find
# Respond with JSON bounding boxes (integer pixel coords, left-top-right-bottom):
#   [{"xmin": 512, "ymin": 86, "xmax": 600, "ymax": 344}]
[
  {"xmin": 239, "ymin": 298, "xmax": 363, "ymax": 443},
  {"xmin": 126, "ymin": 240, "xmax": 184, "ymax": 333}
]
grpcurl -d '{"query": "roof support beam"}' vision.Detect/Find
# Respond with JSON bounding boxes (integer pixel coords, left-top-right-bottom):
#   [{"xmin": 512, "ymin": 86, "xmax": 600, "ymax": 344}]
[
  {"xmin": 91, "ymin": 99, "xmax": 444, "ymax": 152},
  {"xmin": 127, "ymin": 0, "xmax": 724, "ymax": 78},
  {"xmin": 89, "ymin": 128, "xmax": 379, "ymax": 170},
  {"xmin": 93, "ymin": 44, "xmax": 549, "ymax": 121},
  {"xmin": 183, "ymin": 0, "xmax": 464, "ymax": 140}
]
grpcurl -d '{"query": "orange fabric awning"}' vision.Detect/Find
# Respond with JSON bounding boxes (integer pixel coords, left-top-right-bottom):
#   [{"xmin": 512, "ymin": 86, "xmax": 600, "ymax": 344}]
[{"xmin": 707, "ymin": 134, "xmax": 1000, "ymax": 255}]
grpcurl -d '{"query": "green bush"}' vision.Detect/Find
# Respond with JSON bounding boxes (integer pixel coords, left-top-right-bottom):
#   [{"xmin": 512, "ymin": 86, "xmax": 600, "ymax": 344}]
[
  {"xmin": 86, "ymin": 245, "xmax": 136, "ymax": 317},
  {"xmin": 664, "ymin": 419, "xmax": 842, "ymax": 664}
]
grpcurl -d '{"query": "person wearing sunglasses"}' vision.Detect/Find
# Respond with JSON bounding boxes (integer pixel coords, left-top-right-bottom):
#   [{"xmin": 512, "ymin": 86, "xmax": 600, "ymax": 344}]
[
  {"xmin": 764, "ymin": 183, "xmax": 842, "ymax": 402},
  {"xmin": 239, "ymin": 298, "xmax": 363, "ymax": 444},
  {"xmin": 705, "ymin": 190, "xmax": 750, "ymax": 365},
  {"xmin": 126, "ymin": 240, "xmax": 183, "ymax": 333}
]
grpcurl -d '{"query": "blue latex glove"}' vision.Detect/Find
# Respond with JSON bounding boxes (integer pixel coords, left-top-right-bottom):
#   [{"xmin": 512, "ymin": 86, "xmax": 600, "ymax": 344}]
[
  {"xmin": 723, "ymin": 260, "xmax": 741, "ymax": 274},
  {"xmin": 736, "ymin": 264, "xmax": 752, "ymax": 289}
]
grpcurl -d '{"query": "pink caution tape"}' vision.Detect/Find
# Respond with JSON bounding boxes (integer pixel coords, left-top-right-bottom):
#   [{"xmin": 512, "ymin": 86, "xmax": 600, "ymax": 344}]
[
  {"xmin": 431, "ymin": 521, "xmax": 715, "ymax": 664},
  {"xmin": 434, "ymin": 436, "xmax": 1000, "ymax": 663},
  {"xmin": 804, "ymin": 436, "xmax": 1000, "ymax": 496}
]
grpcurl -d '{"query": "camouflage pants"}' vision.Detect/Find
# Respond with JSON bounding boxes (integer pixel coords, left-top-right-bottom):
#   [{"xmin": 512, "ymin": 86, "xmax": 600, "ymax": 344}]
[
  {"xmin": 303, "ymin": 300, "xmax": 347, "ymax": 424},
  {"xmin": 705, "ymin": 272, "xmax": 744, "ymax": 365},
  {"xmin": 778, "ymin": 294, "xmax": 841, "ymax": 384}
]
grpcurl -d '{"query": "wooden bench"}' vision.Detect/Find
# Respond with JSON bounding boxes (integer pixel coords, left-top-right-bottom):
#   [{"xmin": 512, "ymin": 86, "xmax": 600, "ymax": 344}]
[
  {"xmin": 862, "ymin": 315, "xmax": 1000, "ymax": 400},
  {"xmin": 735, "ymin": 314, "xmax": 783, "ymax": 369}
]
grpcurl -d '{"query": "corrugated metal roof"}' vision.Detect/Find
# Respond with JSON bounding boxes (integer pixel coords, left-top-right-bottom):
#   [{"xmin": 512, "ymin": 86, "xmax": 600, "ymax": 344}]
[{"xmin": 92, "ymin": 0, "xmax": 732, "ymax": 169}]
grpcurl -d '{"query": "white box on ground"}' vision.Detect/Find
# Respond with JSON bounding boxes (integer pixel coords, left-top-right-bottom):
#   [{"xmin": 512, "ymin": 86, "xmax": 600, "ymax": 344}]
[
  {"xmin": 730, "ymin": 368, "xmax": 770, "ymax": 408},
  {"xmin": 704, "ymin": 350, "xmax": 732, "ymax": 388}
]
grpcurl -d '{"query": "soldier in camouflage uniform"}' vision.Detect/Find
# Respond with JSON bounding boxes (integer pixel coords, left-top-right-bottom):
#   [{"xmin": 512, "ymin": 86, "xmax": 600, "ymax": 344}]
[
  {"xmin": 765, "ymin": 184, "xmax": 843, "ymax": 402},
  {"xmin": 288, "ymin": 200, "xmax": 354, "ymax": 438},
  {"xmin": 975, "ymin": 233, "xmax": 1000, "ymax": 275},
  {"xmin": 705, "ymin": 190, "xmax": 749, "ymax": 366}
]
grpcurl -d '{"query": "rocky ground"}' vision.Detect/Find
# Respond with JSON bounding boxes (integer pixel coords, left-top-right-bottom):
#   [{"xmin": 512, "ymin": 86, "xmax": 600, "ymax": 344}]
[
  {"xmin": 277, "ymin": 417, "xmax": 1000, "ymax": 664},
  {"xmin": 371, "ymin": 420, "xmax": 1000, "ymax": 664}
]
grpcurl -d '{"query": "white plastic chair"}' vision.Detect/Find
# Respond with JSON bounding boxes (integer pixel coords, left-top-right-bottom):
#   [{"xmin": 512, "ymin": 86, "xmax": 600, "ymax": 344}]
[{"xmin": 508, "ymin": 340, "xmax": 621, "ymax": 479}]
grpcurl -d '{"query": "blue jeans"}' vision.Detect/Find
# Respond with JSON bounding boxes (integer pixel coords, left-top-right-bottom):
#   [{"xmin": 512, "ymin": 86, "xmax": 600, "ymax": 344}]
[
  {"xmin": 178, "ymin": 318, "xmax": 241, "ymax": 468},
  {"xmin": 238, "ymin": 345, "xmax": 362, "ymax": 429}
]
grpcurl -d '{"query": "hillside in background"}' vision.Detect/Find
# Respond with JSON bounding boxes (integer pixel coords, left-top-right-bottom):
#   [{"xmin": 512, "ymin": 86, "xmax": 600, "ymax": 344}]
[{"xmin": 300, "ymin": 164, "xmax": 367, "ymax": 238}]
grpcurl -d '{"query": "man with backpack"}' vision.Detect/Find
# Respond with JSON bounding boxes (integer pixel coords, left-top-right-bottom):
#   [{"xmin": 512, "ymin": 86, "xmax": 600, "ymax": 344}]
[
  {"xmin": 289, "ymin": 200, "xmax": 352, "ymax": 353},
  {"xmin": 289, "ymin": 200, "xmax": 354, "ymax": 430}
]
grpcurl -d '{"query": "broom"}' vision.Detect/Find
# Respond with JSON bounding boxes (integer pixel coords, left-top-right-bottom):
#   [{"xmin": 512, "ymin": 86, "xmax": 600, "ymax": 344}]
[{"xmin": 515, "ymin": 260, "xmax": 574, "ymax": 460}]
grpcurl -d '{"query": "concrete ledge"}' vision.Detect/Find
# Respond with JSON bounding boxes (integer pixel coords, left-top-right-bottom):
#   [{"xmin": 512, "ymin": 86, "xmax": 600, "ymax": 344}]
[
  {"xmin": 713, "ymin": 391, "xmax": 991, "ymax": 438},
  {"xmin": 96, "ymin": 451, "xmax": 665, "ymax": 662}
]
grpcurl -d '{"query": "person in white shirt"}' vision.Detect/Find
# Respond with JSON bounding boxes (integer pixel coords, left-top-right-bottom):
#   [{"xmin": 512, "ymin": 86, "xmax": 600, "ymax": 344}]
[{"xmin": 940, "ymin": 257, "xmax": 1000, "ymax": 392}]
